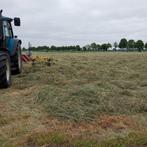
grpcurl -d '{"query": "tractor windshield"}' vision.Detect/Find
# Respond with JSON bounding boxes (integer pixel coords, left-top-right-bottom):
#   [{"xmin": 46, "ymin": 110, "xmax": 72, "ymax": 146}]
[{"xmin": 3, "ymin": 21, "xmax": 13, "ymax": 38}]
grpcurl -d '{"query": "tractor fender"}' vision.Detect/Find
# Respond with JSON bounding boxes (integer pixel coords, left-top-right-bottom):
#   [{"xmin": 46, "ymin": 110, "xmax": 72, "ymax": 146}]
[{"xmin": 11, "ymin": 39, "xmax": 22, "ymax": 56}]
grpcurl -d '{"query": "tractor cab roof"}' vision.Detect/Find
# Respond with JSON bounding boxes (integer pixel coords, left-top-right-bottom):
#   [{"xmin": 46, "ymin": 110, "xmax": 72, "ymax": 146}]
[{"xmin": 1, "ymin": 16, "xmax": 13, "ymax": 22}]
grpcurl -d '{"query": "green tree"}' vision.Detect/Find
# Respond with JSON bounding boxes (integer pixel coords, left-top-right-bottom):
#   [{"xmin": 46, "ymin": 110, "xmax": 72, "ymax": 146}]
[
  {"xmin": 51, "ymin": 45, "xmax": 57, "ymax": 51},
  {"xmin": 96, "ymin": 44, "xmax": 101, "ymax": 51},
  {"xmin": 83, "ymin": 47, "xmax": 86, "ymax": 51},
  {"xmin": 76, "ymin": 45, "xmax": 81, "ymax": 51},
  {"xmin": 101, "ymin": 44, "xmax": 109, "ymax": 51},
  {"xmin": 135, "ymin": 40, "xmax": 144, "ymax": 52},
  {"xmin": 91, "ymin": 43, "xmax": 97, "ymax": 51},
  {"xmin": 127, "ymin": 40, "xmax": 135, "ymax": 51},
  {"xmin": 22, "ymin": 47, "xmax": 27, "ymax": 51},
  {"xmin": 119, "ymin": 38, "xmax": 128, "ymax": 49},
  {"xmin": 107, "ymin": 43, "xmax": 112, "ymax": 48}
]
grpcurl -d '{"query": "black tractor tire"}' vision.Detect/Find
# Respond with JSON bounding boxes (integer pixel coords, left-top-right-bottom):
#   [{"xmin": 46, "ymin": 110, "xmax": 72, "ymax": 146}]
[
  {"xmin": 11, "ymin": 44, "xmax": 22, "ymax": 75},
  {"xmin": 0, "ymin": 52, "xmax": 11, "ymax": 88}
]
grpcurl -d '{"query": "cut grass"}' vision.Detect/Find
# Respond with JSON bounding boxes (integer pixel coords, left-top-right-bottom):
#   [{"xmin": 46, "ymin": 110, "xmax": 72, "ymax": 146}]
[
  {"xmin": 27, "ymin": 132, "xmax": 68, "ymax": 146},
  {"xmin": 1, "ymin": 52, "xmax": 147, "ymax": 146},
  {"xmin": 34, "ymin": 52, "xmax": 147, "ymax": 121},
  {"xmin": 25, "ymin": 131, "xmax": 147, "ymax": 147}
]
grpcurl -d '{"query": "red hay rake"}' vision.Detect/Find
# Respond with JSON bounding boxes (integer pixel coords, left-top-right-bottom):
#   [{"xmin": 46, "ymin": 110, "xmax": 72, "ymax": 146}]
[{"xmin": 21, "ymin": 54, "xmax": 32, "ymax": 63}]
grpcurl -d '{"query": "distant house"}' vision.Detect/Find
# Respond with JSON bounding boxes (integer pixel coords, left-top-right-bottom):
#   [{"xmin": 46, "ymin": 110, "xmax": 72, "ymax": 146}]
[
  {"xmin": 116, "ymin": 48, "xmax": 127, "ymax": 51},
  {"xmin": 83, "ymin": 45, "xmax": 93, "ymax": 51},
  {"xmin": 107, "ymin": 47, "xmax": 113, "ymax": 51}
]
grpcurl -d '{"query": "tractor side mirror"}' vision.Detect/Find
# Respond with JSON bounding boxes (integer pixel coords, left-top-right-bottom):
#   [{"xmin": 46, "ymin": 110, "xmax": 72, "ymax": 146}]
[{"xmin": 14, "ymin": 17, "xmax": 21, "ymax": 26}]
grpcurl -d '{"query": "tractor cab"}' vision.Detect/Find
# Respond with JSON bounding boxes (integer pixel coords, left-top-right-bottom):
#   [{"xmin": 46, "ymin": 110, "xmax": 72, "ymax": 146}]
[{"xmin": 0, "ymin": 11, "xmax": 21, "ymax": 55}]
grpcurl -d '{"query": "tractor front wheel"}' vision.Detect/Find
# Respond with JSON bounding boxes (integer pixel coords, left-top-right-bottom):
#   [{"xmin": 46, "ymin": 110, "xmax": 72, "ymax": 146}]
[{"xmin": 0, "ymin": 52, "xmax": 11, "ymax": 88}]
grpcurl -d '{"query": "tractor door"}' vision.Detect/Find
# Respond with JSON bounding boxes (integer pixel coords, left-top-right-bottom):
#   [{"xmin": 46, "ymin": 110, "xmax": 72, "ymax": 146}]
[{"xmin": 3, "ymin": 21, "xmax": 15, "ymax": 56}]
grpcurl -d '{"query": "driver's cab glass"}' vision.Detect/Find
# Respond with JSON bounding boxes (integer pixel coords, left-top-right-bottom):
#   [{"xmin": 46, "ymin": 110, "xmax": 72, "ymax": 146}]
[{"xmin": 3, "ymin": 21, "xmax": 12, "ymax": 37}]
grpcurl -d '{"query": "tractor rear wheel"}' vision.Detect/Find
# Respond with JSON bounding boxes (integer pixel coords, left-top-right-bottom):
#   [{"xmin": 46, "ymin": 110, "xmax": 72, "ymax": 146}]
[
  {"xmin": 0, "ymin": 52, "xmax": 11, "ymax": 88},
  {"xmin": 12, "ymin": 44, "xmax": 22, "ymax": 75}
]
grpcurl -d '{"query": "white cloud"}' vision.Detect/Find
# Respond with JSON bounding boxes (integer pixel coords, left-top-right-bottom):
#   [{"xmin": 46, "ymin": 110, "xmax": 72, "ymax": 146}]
[{"xmin": 1, "ymin": 0, "xmax": 147, "ymax": 47}]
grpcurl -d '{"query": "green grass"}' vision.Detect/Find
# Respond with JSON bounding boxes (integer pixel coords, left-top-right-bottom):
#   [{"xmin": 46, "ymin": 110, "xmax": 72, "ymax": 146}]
[
  {"xmin": 98, "ymin": 132, "xmax": 147, "ymax": 147},
  {"xmin": 1, "ymin": 52, "xmax": 147, "ymax": 146},
  {"xmin": 25, "ymin": 131, "xmax": 147, "ymax": 147},
  {"xmin": 27, "ymin": 132, "xmax": 67, "ymax": 146}
]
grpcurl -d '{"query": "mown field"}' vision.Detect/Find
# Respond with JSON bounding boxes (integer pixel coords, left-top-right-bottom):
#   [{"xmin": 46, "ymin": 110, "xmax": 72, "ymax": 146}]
[{"xmin": 1, "ymin": 52, "xmax": 147, "ymax": 147}]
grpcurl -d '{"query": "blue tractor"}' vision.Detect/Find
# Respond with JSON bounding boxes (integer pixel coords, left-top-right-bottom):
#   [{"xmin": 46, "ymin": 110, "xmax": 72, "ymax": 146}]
[{"xmin": 0, "ymin": 10, "xmax": 22, "ymax": 88}]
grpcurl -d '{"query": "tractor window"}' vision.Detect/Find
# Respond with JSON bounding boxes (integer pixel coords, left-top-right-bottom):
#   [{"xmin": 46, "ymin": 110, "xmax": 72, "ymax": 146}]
[{"xmin": 3, "ymin": 21, "xmax": 12, "ymax": 37}]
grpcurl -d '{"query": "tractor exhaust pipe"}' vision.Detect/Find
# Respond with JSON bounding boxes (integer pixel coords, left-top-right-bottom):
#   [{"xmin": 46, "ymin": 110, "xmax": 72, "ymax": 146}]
[{"xmin": 0, "ymin": 10, "xmax": 2, "ymax": 17}]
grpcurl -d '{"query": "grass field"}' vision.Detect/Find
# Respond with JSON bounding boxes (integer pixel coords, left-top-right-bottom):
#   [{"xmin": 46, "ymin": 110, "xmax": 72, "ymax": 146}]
[{"xmin": 1, "ymin": 52, "xmax": 147, "ymax": 146}]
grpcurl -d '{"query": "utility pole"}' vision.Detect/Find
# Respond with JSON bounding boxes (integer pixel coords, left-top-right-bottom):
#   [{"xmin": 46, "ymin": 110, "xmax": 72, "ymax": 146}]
[{"xmin": 28, "ymin": 42, "xmax": 32, "ymax": 56}]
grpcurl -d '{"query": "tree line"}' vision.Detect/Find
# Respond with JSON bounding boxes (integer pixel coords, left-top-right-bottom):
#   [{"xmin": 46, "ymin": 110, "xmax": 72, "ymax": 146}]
[
  {"xmin": 116, "ymin": 38, "xmax": 147, "ymax": 52},
  {"xmin": 22, "ymin": 38, "xmax": 147, "ymax": 52},
  {"xmin": 23, "ymin": 45, "xmax": 81, "ymax": 52}
]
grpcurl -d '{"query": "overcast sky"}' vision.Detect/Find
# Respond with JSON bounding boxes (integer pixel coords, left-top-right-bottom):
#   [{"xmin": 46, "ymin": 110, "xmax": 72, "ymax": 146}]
[{"xmin": 1, "ymin": 0, "xmax": 147, "ymax": 47}]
